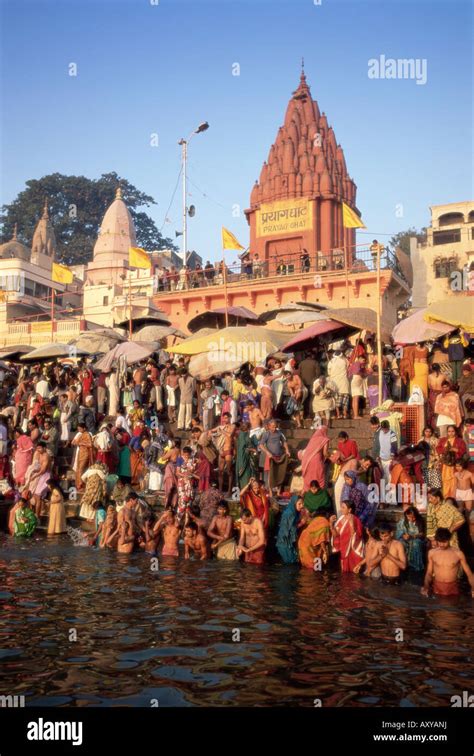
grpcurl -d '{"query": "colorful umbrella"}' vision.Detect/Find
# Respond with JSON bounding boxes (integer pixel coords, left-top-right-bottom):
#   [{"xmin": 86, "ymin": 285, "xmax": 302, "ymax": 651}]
[
  {"xmin": 424, "ymin": 297, "xmax": 474, "ymax": 333},
  {"xmin": 281, "ymin": 320, "xmax": 346, "ymax": 352},
  {"xmin": 392, "ymin": 308, "xmax": 455, "ymax": 344}
]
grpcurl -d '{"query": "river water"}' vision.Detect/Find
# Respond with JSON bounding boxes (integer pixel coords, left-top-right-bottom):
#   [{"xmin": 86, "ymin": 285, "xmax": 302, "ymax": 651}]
[{"xmin": 1, "ymin": 534, "xmax": 473, "ymax": 707}]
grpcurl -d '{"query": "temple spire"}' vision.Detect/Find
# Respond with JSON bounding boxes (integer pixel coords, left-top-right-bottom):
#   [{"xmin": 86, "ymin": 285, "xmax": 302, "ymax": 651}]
[
  {"xmin": 42, "ymin": 198, "xmax": 49, "ymax": 219},
  {"xmin": 12, "ymin": 223, "xmax": 17, "ymax": 240}
]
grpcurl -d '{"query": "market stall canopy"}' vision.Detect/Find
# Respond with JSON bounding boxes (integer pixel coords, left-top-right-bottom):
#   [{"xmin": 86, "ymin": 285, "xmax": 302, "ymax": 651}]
[
  {"xmin": 170, "ymin": 326, "xmax": 291, "ymax": 363},
  {"xmin": 131, "ymin": 325, "xmax": 187, "ymax": 342},
  {"xmin": 258, "ymin": 302, "xmax": 326, "ymax": 324},
  {"xmin": 95, "ymin": 341, "xmax": 156, "ymax": 371},
  {"xmin": 282, "ymin": 320, "xmax": 346, "ymax": 352},
  {"xmin": 392, "ymin": 308, "xmax": 455, "ymax": 345},
  {"xmin": 187, "ymin": 306, "xmax": 259, "ymax": 333},
  {"xmin": 20, "ymin": 342, "xmax": 90, "ymax": 361},
  {"xmin": 324, "ymin": 307, "xmax": 391, "ymax": 341},
  {"xmin": 0, "ymin": 345, "xmax": 34, "ymax": 360},
  {"xmin": 424, "ymin": 297, "xmax": 474, "ymax": 333}
]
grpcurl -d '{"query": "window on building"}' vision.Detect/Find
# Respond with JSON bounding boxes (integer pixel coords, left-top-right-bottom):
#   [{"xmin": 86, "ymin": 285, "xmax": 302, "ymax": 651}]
[
  {"xmin": 103, "ymin": 296, "xmax": 109, "ymax": 306},
  {"xmin": 433, "ymin": 229, "xmax": 461, "ymax": 245}
]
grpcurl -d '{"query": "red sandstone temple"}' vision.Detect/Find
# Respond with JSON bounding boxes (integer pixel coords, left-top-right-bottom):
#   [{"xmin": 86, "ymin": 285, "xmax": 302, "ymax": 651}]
[
  {"xmin": 245, "ymin": 68, "xmax": 357, "ymax": 272},
  {"xmin": 153, "ymin": 70, "xmax": 410, "ymax": 333}
]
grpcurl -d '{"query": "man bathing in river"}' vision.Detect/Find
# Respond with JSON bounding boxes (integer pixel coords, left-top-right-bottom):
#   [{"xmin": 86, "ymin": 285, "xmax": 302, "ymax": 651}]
[
  {"xmin": 422, "ymin": 527, "xmax": 474, "ymax": 597},
  {"xmin": 154, "ymin": 508, "xmax": 180, "ymax": 557},
  {"xmin": 207, "ymin": 501, "xmax": 237, "ymax": 560},
  {"xmin": 357, "ymin": 523, "xmax": 406, "ymax": 583},
  {"xmin": 237, "ymin": 508, "xmax": 266, "ymax": 564},
  {"xmin": 184, "ymin": 521, "xmax": 209, "ymax": 560}
]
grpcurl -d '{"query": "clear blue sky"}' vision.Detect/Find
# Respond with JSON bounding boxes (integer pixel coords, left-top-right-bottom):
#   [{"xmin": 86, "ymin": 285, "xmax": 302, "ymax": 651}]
[{"xmin": 0, "ymin": 0, "xmax": 472, "ymax": 265}]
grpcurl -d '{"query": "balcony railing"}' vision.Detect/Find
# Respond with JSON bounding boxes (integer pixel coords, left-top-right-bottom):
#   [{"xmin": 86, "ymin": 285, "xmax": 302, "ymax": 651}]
[{"xmin": 154, "ymin": 245, "xmax": 406, "ymax": 293}]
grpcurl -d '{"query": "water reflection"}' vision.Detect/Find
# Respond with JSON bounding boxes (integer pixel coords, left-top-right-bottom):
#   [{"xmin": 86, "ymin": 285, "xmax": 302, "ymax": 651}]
[{"xmin": 1, "ymin": 534, "xmax": 473, "ymax": 707}]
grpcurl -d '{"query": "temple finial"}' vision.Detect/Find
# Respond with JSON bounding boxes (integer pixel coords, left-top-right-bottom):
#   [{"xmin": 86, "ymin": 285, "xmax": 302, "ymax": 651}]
[
  {"xmin": 42, "ymin": 198, "xmax": 49, "ymax": 219},
  {"xmin": 301, "ymin": 57, "xmax": 305, "ymax": 78},
  {"xmin": 12, "ymin": 223, "xmax": 17, "ymax": 240},
  {"xmin": 115, "ymin": 186, "xmax": 123, "ymax": 200}
]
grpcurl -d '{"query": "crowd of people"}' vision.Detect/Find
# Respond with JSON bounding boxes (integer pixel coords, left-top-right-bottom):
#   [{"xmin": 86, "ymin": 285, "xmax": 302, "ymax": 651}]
[{"xmin": 2, "ymin": 328, "xmax": 474, "ymax": 598}]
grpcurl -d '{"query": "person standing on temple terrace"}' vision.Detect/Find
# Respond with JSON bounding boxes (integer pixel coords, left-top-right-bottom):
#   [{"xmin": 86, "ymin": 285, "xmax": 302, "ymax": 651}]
[
  {"xmin": 252, "ymin": 253, "xmax": 263, "ymax": 278},
  {"xmin": 426, "ymin": 488, "xmax": 464, "ymax": 550},
  {"xmin": 422, "ymin": 527, "xmax": 474, "ymax": 598},
  {"xmin": 434, "ymin": 380, "xmax": 463, "ymax": 437},
  {"xmin": 327, "ymin": 349, "xmax": 350, "ymax": 419},
  {"xmin": 259, "ymin": 419, "xmax": 290, "ymax": 495},
  {"xmin": 372, "ymin": 420, "xmax": 398, "ymax": 485},
  {"xmin": 237, "ymin": 508, "xmax": 266, "ymax": 564},
  {"xmin": 177, "ymin": 369, "xmax": 195, "ymax": 430}
]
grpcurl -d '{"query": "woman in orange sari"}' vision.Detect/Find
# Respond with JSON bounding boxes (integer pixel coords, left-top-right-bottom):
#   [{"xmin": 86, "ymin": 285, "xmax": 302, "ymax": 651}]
[
  {"xmin": 71, "ymin": 422, "xmax": 95, "ymax": 491},
  {"xmin": 240, "ymin": 477, "xmax": 270, "ymax": 530},
  {"xmin": 298, "ymin": 425, "xmax": 330, "ymax": 490},
  {"xmin": 437, "ymin": 425, "xmax": 467, "ymax": 499},
  {"xmin": 298, "ymin": 510, "xmax": 332, "ymax": 569}
]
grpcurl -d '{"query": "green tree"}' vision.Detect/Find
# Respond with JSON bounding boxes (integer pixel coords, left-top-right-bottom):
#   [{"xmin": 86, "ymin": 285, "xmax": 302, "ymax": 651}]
[
  {"xmin": 388, "ymin": 227, "xmax": 427, "ymax": 257},
  {"xmin": 0, "ymin": 171, "xmax": 178, "ymax": 265}
]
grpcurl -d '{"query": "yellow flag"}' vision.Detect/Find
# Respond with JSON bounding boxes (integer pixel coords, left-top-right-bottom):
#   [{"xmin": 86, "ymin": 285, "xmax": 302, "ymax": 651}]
[
  {"xmin": 221, "ymin": 227, "xmax": 245, "ymax": 251},
  {"xmin": 342, "ymin": 202, "xmax": 366, "ymax": 229},
  {"xmin": 52, "ymin": 262, "xmax": 73, "ymax": 284},
  {"xmin": 129, "ymin": 246, "xmax": 151, "ymax": 269}
]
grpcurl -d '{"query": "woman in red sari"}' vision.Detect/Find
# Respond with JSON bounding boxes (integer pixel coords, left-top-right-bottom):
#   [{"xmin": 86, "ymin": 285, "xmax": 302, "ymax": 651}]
[
  {"xmin": 13, "ymin": 429, "xmax": 34, "ymax": 487},
  {"xmin": 240, "ymin": 477, "xmax": 270, "ymax": 530},
  {"xmin": 298, "ymin": 426, "xmax": 330, "ymax": 490},
  {"xmin": 330, "ymin": 500, "xmax": 364, "ymax": 572}
]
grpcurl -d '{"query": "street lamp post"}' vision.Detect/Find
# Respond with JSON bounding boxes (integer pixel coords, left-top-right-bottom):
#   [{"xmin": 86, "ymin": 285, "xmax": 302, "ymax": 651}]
[
  {"xmin": 370, "ymin": 239, "xmax": 384, "ymax": 402},
  {"xmin": 178, "ymin": 121, "xmax": 209, "ymax": 268}
]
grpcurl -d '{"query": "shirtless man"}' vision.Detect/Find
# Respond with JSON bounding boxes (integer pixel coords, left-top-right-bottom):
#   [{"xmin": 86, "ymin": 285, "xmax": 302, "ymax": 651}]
[
  {"xmin": 154, "ymin": 509, "xmax": 180, "ymax": 557},
  {"xmin": 212, "ymin": 412, "xmax": 235, "ymax": 495},
  {"xmin": 353, "ymin": 527, "xmax": 383, "ymax": 578},
  {"xmin": 117, "ymin": 520, "xmax": 135, "ymax": 554},
  {"xmin": 247, "ymin": 403, "xmax": 264, "ymax": 435},
  {"xmin": 285, "ymin": 370, "xmax": 304, "ymax": 428},
  {"xmin": 370, "ymin": 523, "xmax": 407, "ymax": 583},
  {"xmin": 207, "ymin": 501, "xmax": 236, "ymax": 559},
  {"xmin": 184, "ymin": 521, "xmax": 209, "ymax": 560},
  {"xmin": 422, "ymin": 527, "xmax": 474, "ymax": 597},
  {"xmin": 237, "ymin": 508, "xmax": 266, "ymax": 564},
  {"xmin": 454, "ymin": 460, "xmax": 474, "ymax": 513},
  {"xmin": 140, "ymin": 514, "xmax": 159, "ymax": 555}
]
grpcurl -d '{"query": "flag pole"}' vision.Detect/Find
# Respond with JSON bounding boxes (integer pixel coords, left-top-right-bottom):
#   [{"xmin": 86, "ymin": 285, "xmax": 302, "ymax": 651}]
[
  {"xmin": 376, "ymin": 244, "xmax": 383, "ymax": 401},
  {"xmin": 129, "ymin": 272, "xmax": 133, "ymax": 340},
  {"xmin": 223, "ymin": 252, "xmax": 229, "ymax": 327},
  {"xmin": 51, "ymin": 286, "xmax": 55, "ymax": 338}
]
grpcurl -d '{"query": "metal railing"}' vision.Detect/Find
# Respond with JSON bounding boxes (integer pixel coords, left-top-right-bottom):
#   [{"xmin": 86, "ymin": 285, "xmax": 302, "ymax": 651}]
[{"xmin": 154, "ymin": 244, "xmax": 406, "ymax": 292}]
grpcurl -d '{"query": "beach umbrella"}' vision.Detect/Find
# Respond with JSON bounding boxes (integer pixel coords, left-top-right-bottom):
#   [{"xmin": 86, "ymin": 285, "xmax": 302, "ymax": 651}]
[
  {"xmin": 187, "ymin": 352, "xmax": 244, "ymax": 380},
  {"xmin": 276, "ymin": 310, "xmax": 330, "ymax": 326},
  {"xmin": 0, "ymin": 345, "xmax": 34, "ymax": 361},
  {"xmin": 258, "ymin": 302, "xmax": 326, "ymax": 324},
  {"xmin": 187, "ymin": 306, "xmax": 259, "ymax": 333},
  {"xmin": 424, "ymin": 297, "xmax": 474, "ymax": 333},
  {"xmin": 324, "ymin": 307, "xmax": 392, "ymax": 341},
  {"xmin": 94, "ymin": 341, "xmax": 156, "ymax": 371},
  {"xmin": 70, "ymin": 329, "xmax": 125, "ymax": 354},
  {"xmin": 281, "ymin": 320, "xmax": 346, "ymax": 352},
  {"xmin": 392, "ymin": 308, "xmax": 455, "ymax": 344},
  {"xmin": 170, "ymin": 326, "xmax": 291, "ymax": 362},
  {"xmin": 132, "ymin": 325, "xmax": 187, "ymax": 341},
  {"xmin": 20, "ymin": 342, "xmax": 90, "ymax": 362}
]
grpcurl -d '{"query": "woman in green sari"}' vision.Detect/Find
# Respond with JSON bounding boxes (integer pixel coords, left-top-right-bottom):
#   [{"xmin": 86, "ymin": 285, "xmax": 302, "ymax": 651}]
[
  {"xmin": 235, "ymin": 423, "xmax": 258, "ymax": 489},
  {"xmin": 303, "ymin": 480, "xmax": 333, "ymax": 515},
  {"xmin": 13, "ymin": 498, "xmax": 37, "ymax": 537}
]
